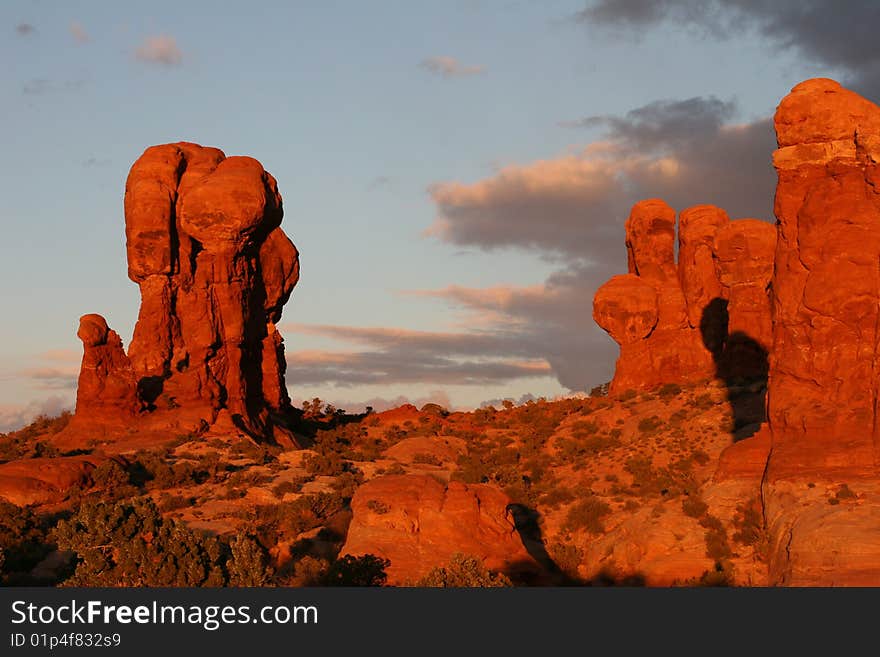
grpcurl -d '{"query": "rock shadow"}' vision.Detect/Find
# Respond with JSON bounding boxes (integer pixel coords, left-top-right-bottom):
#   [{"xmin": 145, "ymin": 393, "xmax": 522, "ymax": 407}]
[{"xmin": 699, "ymin": 298, "xmax": 768, "ymax": 441}]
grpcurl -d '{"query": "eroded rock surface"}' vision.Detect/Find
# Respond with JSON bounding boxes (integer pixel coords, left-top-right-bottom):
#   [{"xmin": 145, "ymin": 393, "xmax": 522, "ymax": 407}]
[
  {"xmin": 341, "ymin": 474, "xmax": 538, "ymax": 584},
  {"xmin": 63, "ymin": 142, "xmax": 300, "ymax": 448}
]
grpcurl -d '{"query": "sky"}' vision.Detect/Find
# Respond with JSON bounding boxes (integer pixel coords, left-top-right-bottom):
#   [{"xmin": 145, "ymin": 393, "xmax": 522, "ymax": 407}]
[{"xmin": 2, "ymin": 0, "xmax": 879, "ymax": 430}]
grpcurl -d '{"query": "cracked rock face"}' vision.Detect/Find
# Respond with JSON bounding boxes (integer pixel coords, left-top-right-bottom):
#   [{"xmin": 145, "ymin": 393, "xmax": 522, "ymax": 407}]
[
  {"xmin": 71, "ymin": 142, "xmax": 300, "ymax": 444},
  {"xmin": 593, "ymin": 200, "xmax": 774, "ymax": 392}
]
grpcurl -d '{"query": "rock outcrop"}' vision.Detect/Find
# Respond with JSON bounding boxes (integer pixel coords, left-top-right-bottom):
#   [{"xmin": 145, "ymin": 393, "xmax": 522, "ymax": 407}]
[
  {"xmin": 593, "ymin": 200, "xmax": 775, "ymax": 392},
  {"xmin": 768, "ymin": 78, "xmax": 880, "ymax": 480},
  {"xmin": 64, "ymin": 142, "xmax": 300, "ymax": 447},
  {"xmin": 74, "ymin": 314, "xmax": 138, "ymax": 424},
  {"xmin": 761, "ymin": 78, "xmax": 880, "ymax": 585},
  {"xmin": 341, "ymin": 474, "xmax": 539, "ymax": 584},
  {"xmin": 0, "ymin": 455, "xmax": 105, "ymax": 506}
]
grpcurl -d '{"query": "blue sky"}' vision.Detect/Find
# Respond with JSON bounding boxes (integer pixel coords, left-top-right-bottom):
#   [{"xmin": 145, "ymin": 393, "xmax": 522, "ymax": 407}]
[{"xmin": 1, "ymin": 0, "xmax": 871, "ymax": 430}]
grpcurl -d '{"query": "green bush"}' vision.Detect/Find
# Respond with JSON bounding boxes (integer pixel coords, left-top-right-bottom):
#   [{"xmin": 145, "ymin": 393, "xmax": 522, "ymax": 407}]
[
  {"xmin": 322, "ymin": 554, "xmax": 389, "ymax": 586},
  {"xmin": 417, "ymin": 553, "xmax": 511, "ymax": 587},
  {"xmin": 53, "ymin": 498, "xmax": 267, "ymax": 587}
]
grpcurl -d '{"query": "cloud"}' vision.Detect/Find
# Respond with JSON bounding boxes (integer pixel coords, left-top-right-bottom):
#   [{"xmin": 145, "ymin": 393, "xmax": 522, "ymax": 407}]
[
  {"xmin": 421, "ymin": 55, "xmax": 485, "ymax": 78},
  {"xmin": 70, "ymin": 21, "xmax": 89, "ymax": 44},
  {"xmin": 281, "ymin": 323, "xmax": 552, "ymax": 387},
  {"xmin": 135, "ymin": 35, "xmax": 183, "ymax": 67},
  {"xmin": 408, "ymin": 265, "xmax": 617, "ymax": 391},
  {"xmin": 427, "ymin": 96, "xmax": 774, "ymax": 261},
  {"xmin": 0, "ymin": 396, "xmax": 71, "ymax": 433},
  {"xmin": 15, "ymin": 23, "xmax": 35, "ymax": 36},
  {"xmin": 576, "ymin": 1, "xmax": 880, "ymax": 99},
  {"xmin": 17, "ymin": 366, "xmax": 78, "ymax": 391},
  {"xmin": 423, "ymin": 94, "xmax": 777, "ymax": 392}
]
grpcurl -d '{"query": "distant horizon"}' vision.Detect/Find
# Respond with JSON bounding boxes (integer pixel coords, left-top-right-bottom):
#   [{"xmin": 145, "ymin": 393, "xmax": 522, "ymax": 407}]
[{"xmin": 4, "ymin": 1, "xmax": 879, "ymax": 431}]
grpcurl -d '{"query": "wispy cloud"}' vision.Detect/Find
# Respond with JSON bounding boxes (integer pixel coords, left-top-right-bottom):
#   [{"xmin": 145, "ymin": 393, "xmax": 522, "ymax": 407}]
[
  {"xmin": 15, "ymin": 23, "xmax": 35, "ymax": 37},
  {"xmin": 22, "ymin": 78, "xmax": 87, "ymax": 96},
  {"xmin": 70, "ymin": 21, "xmax": 89, "ymax": 44},
  {"xmin": 17, "ymin": 366, "xmax": 78, "ymax": 391},
  {"xmin": 281, "ymin": 323, "xmax": 551, "ymax": 387},
  {"xmin": 420, "ymin": 55, "xmax": 485, "ymax": 78},
  {"xmin": 135, "ymin": 35, "xmax": 183, "ymax": 67}
]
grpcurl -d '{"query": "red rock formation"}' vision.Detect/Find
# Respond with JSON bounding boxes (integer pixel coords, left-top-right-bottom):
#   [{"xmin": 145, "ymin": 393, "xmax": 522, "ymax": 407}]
[
  {"xmin": 0, "ymin": 455, "xmax": 106, "ymax": 506},
  {"xmin": 74, "ymin": 314, "xmax": 138, "ymax": 421},
  {"xmin": 593, "ymin": 200, "xmax": 774, "ymax": 392},
  {"xmin": 65, "ymin": 142, "xmax": 300, "ymax": 446},
  {"xmin": 767, "ymin": 78, "xmax": 880, "ymax": 480},
  {"xmin": 341, "ymin": 474, "xmax": 539, "ymax": 584}
]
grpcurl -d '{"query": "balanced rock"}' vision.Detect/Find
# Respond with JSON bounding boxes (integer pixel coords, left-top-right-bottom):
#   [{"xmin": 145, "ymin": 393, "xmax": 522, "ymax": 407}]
[{"xmin": 340, "ymin": 474, "xmax": 538, "ymax": 584}]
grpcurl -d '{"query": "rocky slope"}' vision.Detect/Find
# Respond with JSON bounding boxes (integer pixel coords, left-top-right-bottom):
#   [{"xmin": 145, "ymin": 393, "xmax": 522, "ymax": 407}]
[{"xmin": 2, "ymin": 78, "xmax": 880, "ymax": 587}]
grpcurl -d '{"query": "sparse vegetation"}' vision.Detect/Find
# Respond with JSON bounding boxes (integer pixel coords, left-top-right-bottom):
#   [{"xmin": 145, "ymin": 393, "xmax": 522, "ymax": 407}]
[{"xmin": 417, "ymin": 553, "xmax": 511, "ymax": 587}]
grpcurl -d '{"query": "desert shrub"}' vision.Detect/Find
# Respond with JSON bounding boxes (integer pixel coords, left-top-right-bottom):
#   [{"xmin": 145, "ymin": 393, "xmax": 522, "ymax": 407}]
[
  {"xmin": 681, "ymin": 495, "xmax": 709, "ymax": 519},
  {"xmin": 0, "ymin": 501, "xmax": 55, "ymax": 582},
  {"xmin": 555, "ymin": 434, "xmax": 621, "ymax": 461},
  {"xmin": 618, "ymin": 389, "xmax": 637, "ymax": 402},
  {"xmin": 250, "ymin": 493, "xmax": 346, "ymax": 542},
  {"xmin": 548, "ymin": 542, "xmax": 583, "ymax": 581},
  {"xmin": 0, "ymin": 412, "xmax": 73, "ymax": 462},
  {"xmin": 412, "ymin": 453, "xmax": 443, "ymax": 466},
  {"xmin": 331, "ymin": 470, "xmax": 364, "ymax": 498},
  {"xmin": 563, "ymin": 496, "xmax": 612, "ymax": 535},
  {"xmin": 366, "ymin": 499, "xmax": 389, "ymax": 514},
  {"xmin": 304, "ymin": 452, "xmax": 350, "ymax": 477},
  {"xmin": 272, "ymin": 480, "xmax": 304, "ymax": 498},
  {"xmin": 693, "ymin": 393, "xmax": 716, "ymax": 410},
  {"xmin": 417, "ymin": 553, "xmax": 511, "ymax": 588},
  {"xmin": 732, "ymin": 499, "xmax": 766, "ymax": 560},
  {"xmin": 157, "ymin": 494, "xmax": 195, "ymax": 512},
  {"xmin": 689, "ymin": 561, "xmax": 734, "ymax": 587},
  {"xmin": 227, "ymin": 533, "xmax": 272, "ymax": 587},
  {"xmin": 691, "ymin": 449, "xmax": 710, "ymax": 466},
  {"xmin": 658, "ymin": 383, "xmax": 682, "ymax": 400},
  {"xmin": 590, "ymin": 382, "xmax": 610, "ymax": 397},
  {"xmin": 699, "ymin": 514, "xmax": 732, "ymax": 561},
  {"xmin": 538, "ymin": 486, "xmax": 576, "ymax": 509},
  {"xmin": 53, "ymin": 498, "xmax": 259, "ymax": 587},
  {"xmin": 668, "ymin": 409, "xmax": 689, "ymax": 427},
  {"xmin": 384, "ymin": 462, "xmax": 406, "ymax": 475},
  {"xmin": 230, "ymin": 439, "xmax": 279, "ymax": 464},
  {"xmin": 637, "ymin": 416, "xmax": 663, "ymax": 434},
  {"xmin": 322, "ymin": 554, "xmax": 389, "ymax": 586},
  {"xmin": 570, "ymin": 420, "xmax": 600, "ymax": 437},
  {"xmin": 284, "ymin": 555, "xmax": 329, "ymax": 586}
]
